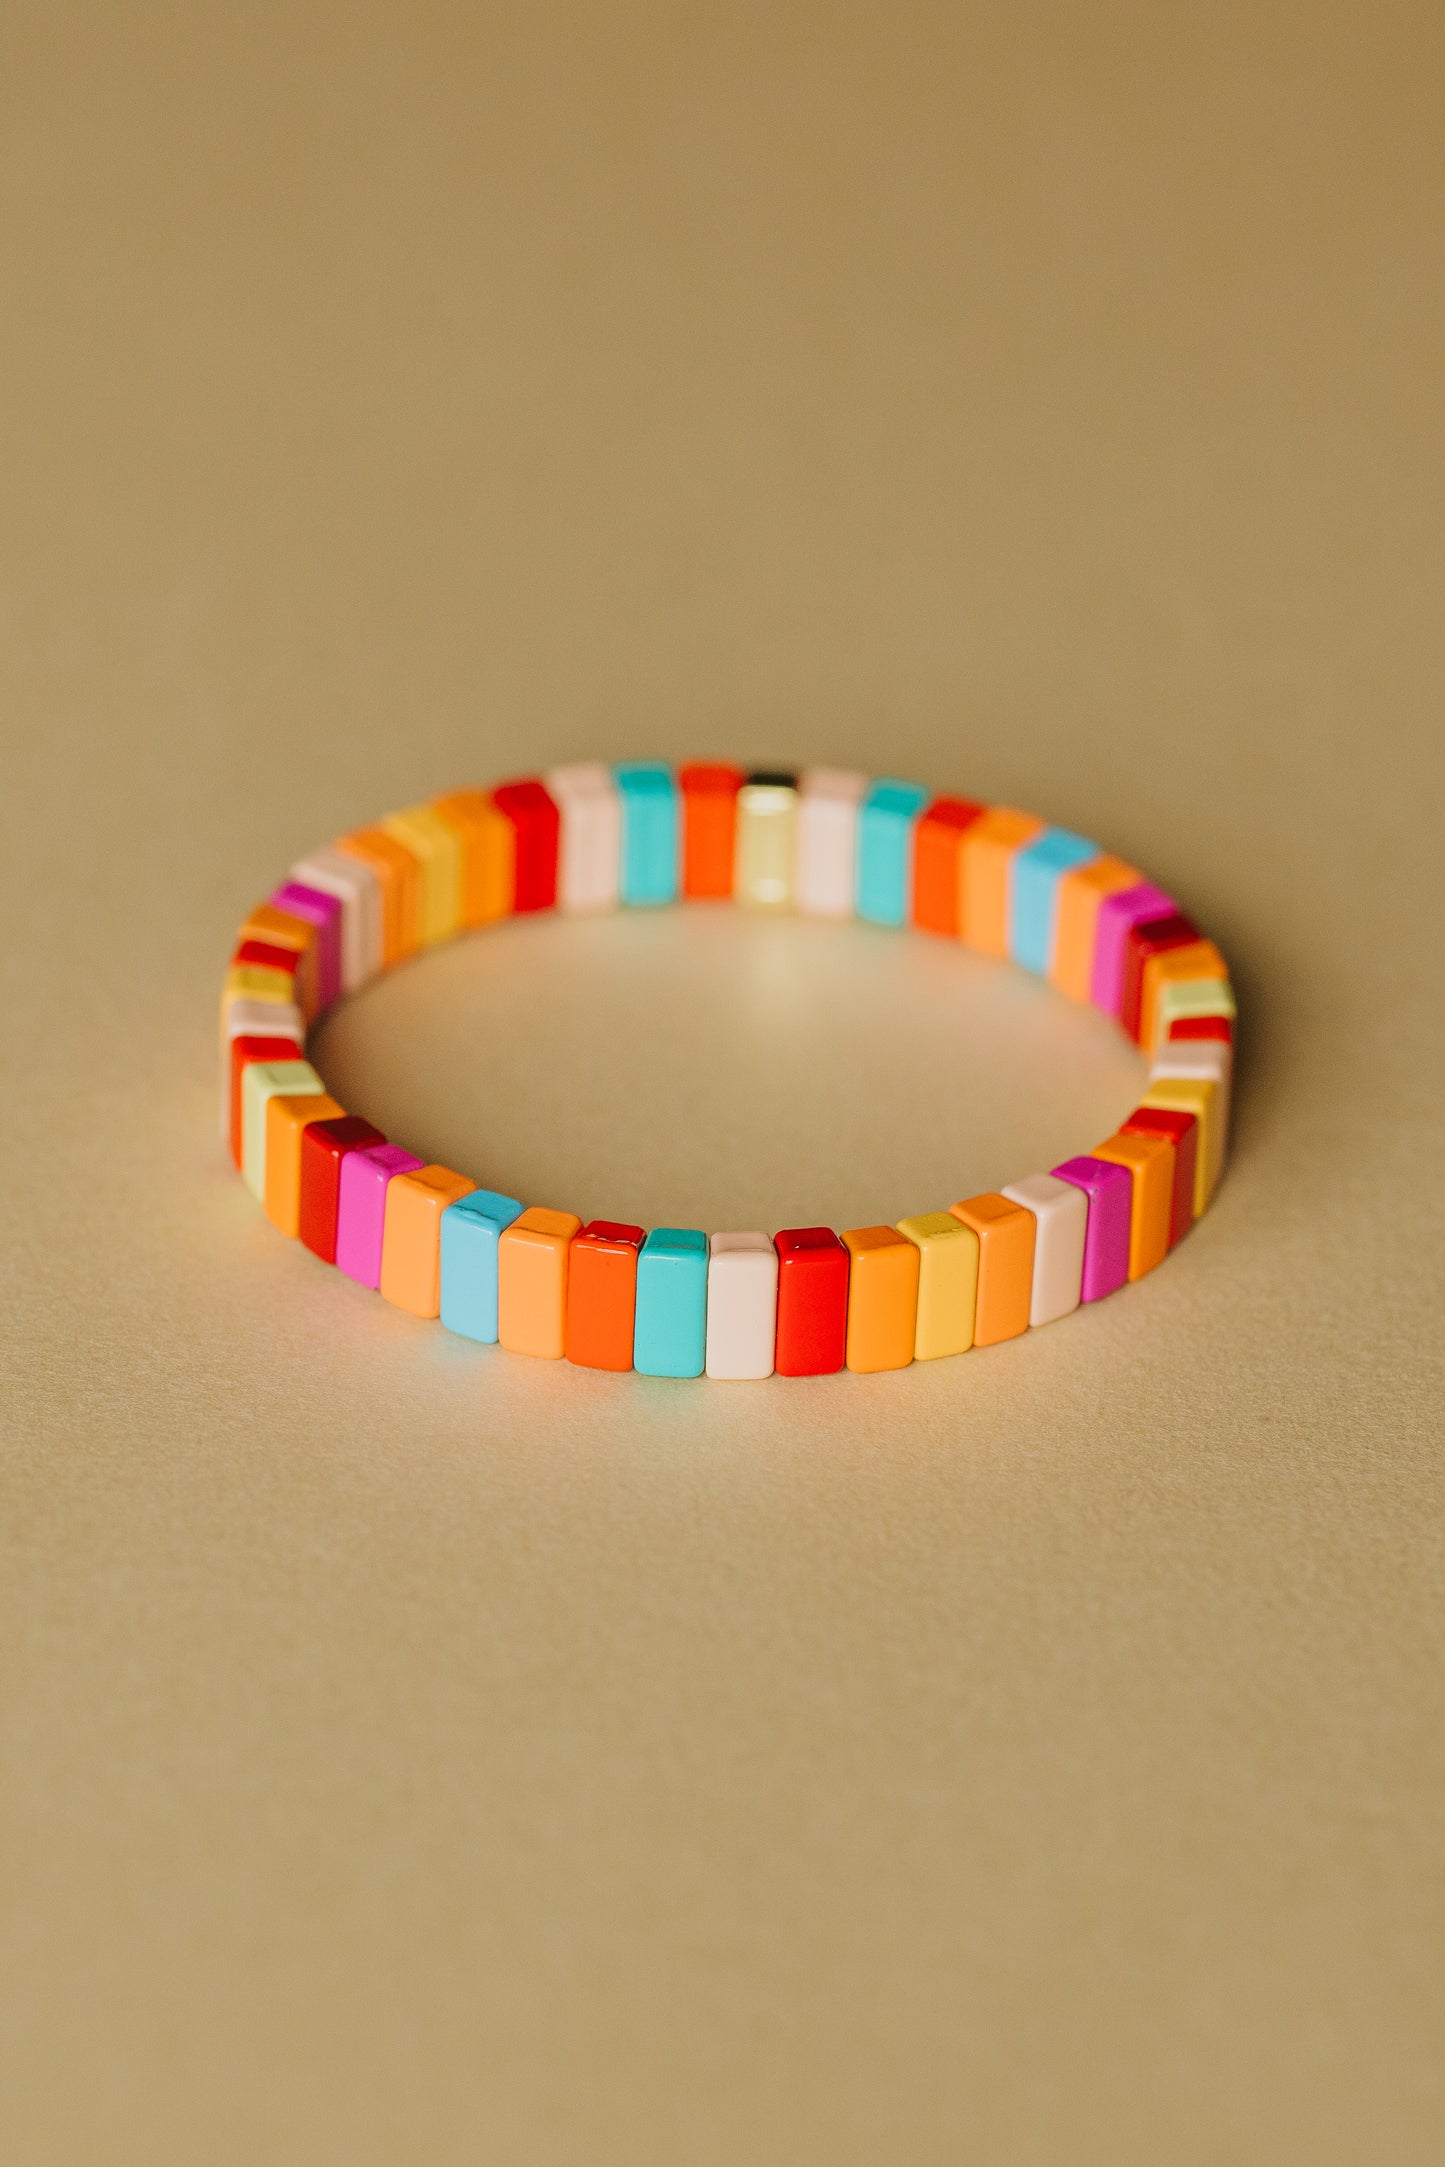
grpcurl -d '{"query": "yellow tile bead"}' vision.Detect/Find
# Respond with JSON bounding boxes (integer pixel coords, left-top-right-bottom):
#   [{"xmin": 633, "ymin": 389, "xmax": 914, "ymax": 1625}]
[
  {"xmin": 380, "ymin": 804, "xmax": 464, "ymax": 945},
  {"xmin": 734, "ymin": 779, "xmax": 797, "ymax": 908},
  {"xmin": 896, "ymin": 1211, "xmax": 979, "ymax": 1360}
]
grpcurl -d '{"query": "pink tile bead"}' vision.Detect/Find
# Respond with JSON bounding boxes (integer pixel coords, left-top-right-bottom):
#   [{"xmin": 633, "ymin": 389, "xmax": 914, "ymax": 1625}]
[
  {"xmin": 271, "ymin": 880, "xmax": 344, "ymax": 1011},
  {"xmin": 335, "ymin": 1144, "xmax": 426, "ymax": 1288},
  {"xmin": 1090, "ymin": 881, "xmax": 1176, "ymax": 1017},
  {"xmin": 1050, "ymin": 1156, "xmax": 1133, "ymax": 1301}
]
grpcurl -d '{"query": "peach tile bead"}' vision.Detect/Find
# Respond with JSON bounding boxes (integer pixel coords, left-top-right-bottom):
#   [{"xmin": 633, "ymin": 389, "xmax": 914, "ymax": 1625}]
[
  {"xmin": 957, "ymin": 808, "xmax": 1044, "ymax": 957},
  {"xmin": 380, "ymin": 1166, "xmax": 478, "ymax": 1318},
  {"xmin": 497, "ymin": 1208, "xmax": 583, "ymax": 1358}
]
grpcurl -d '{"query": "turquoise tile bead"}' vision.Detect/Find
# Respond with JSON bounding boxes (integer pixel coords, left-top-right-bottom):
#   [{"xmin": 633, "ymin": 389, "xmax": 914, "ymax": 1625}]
[
  {"xmin": 614, "ymin": 763, "xmax": 679, "ymax": 906},
  {"xmin": 1010, "ymin": 828, "xmax": 1099, "ymax": 974},
  {"xmin": 633, "ymin": 1228, "xmax": 709, "ymax": 1377},
  {"xmin": 440, "ymin": 1187, "xmax": 524, "ymax": 1343},
  {"xmin": 856, "ymin": 779, "xmax": 929, "ymax": 927}
]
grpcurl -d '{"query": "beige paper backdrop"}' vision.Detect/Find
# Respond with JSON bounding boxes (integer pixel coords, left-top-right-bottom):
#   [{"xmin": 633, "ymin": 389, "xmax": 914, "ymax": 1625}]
[{"xmin": 3, "ymin": 4, "xmax": 1442, "ymax": 2161}]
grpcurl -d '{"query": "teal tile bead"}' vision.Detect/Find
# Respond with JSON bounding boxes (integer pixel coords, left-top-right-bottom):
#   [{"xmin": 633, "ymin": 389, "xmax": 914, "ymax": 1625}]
[
  {"xmin": 856, "ymin": 778, "xmax": 929, "ymax": 926},
  {"xmin": 633, "ymin": 1228, "xmax": 709, "ymax": 1377},
  {"xmin": 614, "ymin": 763, "xmax": 679, "ymax": 906},
  {"xmin": 440, "ymin": 1187, "xmax": 524, "ymax": 1343},
  {"xmin": 1010, "ymin": 828, "xmax": 1099, "ymax": 974}
]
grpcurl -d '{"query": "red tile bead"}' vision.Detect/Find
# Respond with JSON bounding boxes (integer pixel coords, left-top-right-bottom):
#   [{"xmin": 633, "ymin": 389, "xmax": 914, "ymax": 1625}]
[
  {"xmin": 1121, "ymin": 912, "xmax": 1198, "ymax": 1041},
  {"xmin": 773, "ymin": 1227, "xmax": 849, "ymax": 1375},
  {"xmin": 1168, "ymin": 1013, "xmax": 1234, "ymax": 1044},
  {"xmin": 564, "ymin": 1221, "xmax": 645, "ymax": 1370},
  {"xmin": 1120, "ymin": 1105, "xmax": 1199, "ymax": 1247},
  {"xmin": 678, "ymin": 762, "xmax": 744, "ymax": 898},
  {"xmin": 232, "ymin": 937, "xmax": 304, "ymax": 978},
  {"xmin": 229, "ymin": 1034, "xmax": 303, "ymax": 1166},
  {"xmin": 299, "ymin": 1116, "xmax": 388, "ymax": 1263},
  {"xmin": 911, "ymin": 796, "xmax": 985, "ymax": 936},
  {"xmin": 491, "ymin": 778, "xmax": 561, "ymax": 912}
]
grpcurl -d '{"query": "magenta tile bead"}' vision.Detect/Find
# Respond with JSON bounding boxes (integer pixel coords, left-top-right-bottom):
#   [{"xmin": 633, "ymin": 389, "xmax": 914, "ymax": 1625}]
[
  {"xmin": 271, "ymin": 880, "xmax": 344, "ymax": 1010},
  {"xmin": 1050, "ymin": 1156, "xmax": 1133, "ymax": 1301},
  {"xmin": 335, "ymin": 1144, "xmax": 426, "ymax": 1288},
  {"xmin": 1090, "ymin": 881, "xmax": 1177, "ymax": 1016}
]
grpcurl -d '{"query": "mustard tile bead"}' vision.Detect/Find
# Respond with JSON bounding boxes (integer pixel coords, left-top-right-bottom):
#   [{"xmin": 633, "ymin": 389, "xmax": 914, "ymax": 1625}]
[
  {"xmin": 896, "ymin": 1211, "xmax": 979, "ymax": 1360},
  {"xmin": 841, "ymin": 1225, "xmax": 920, "ymax": 1372}
]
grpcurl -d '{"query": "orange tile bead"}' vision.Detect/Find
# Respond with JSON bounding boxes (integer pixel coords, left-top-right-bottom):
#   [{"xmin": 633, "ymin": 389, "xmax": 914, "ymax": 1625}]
[
  {"xmin": 236, "ymin": 904, "xmax": 321, "ymax": 1016},
  {"xmin": 840, "ymin": 1226, "xmax": 920, "ymax": 1373},
  {"xmin": 431, "ymin": 788, "xmax": 516, "ymax": 927},
  {"xmin": 1048, "ymin": 855, "xmax": 1143, "ymax": 1003},
  {"xmin": 958, "ymin": 808, "xmax": 1045, "ymax": 957},
  {"xmin": 565, "ymin": 1221, "xmax": 645, "ymax": 1371},
  {"xmin": 380, "ymin": 1165, "xmax": 478, "ymax": 1318},
  {"xmin": 948, "ymin": 1193, "xmax": 1035, "ymax": 1345},
  {"xmin": 335, "ymin": 827, "xmax": 420, "ymax": 965},
  {"xmin": 910, "ymin": 797, "xmax": 985, "ymax": 937},
  {"xmin": 497, "ymin": 1207, "xmax": 582, "ymax": 1358},
  {"xmin": 264, "ymin": 1092, "xmax": 346, "ymax": 1237},
  {"xmin": 1091, "ymin": 1130, "xmax": 1173, "ymax": 1279}
]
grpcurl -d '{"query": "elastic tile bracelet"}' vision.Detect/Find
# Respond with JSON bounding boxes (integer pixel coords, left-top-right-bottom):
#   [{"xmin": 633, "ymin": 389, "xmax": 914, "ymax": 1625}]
[{"xmin": 222, "ymin": 764, "xmax": 1235, "ymax": 1379}]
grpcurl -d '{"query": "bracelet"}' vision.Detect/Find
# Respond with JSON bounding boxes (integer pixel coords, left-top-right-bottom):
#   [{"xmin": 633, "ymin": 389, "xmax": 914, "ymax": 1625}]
[{"xmin": 221, "ymin": 764, "xmax": 1235, "ymax": 1380}]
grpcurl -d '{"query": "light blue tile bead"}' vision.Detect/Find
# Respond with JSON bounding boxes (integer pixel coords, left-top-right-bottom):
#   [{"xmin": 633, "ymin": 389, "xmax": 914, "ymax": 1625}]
[
  {"xmin": 614, "ymin": 763, "xmax": 679, "ymax": 906},
  {"xmin": 1009, "ymin": 828, "xmax": 1100, "ymax": 974},
  {"xmin": 633, "ymin": 1228, "xmax": 709, "ymax": 1378},
  {"xmin": 856, "ymin": 779, "xmax": 930, "ymax": 927},
  {"xmin": 439, "ymin": 1187, "xmax": 524, "ymax": 1343}
]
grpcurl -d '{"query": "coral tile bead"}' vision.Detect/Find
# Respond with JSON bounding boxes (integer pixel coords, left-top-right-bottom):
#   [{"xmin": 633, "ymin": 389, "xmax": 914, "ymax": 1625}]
[
  {"xmin": 565, "ymin": 1221, "xmax": 645, "ymax": 1370},
  {"xmin": 910, "ymin": 796, "xmax": 985, "ymax": 937},
  {"xmin": 678, "ymin": 764, "xmax": 743, "ymax": 900}
]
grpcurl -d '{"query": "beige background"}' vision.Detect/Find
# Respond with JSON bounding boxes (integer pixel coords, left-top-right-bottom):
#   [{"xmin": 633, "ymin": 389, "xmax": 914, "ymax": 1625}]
[{"xmin": 3, "ymin": 4, "xmax": 1443, "ymax": 2161}]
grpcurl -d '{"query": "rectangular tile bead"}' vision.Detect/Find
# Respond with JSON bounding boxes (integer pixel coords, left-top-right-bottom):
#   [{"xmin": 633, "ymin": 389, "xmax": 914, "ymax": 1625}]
[
  {"xmin": 224, "ymin": 963, "xmax": 300, "ymax": 1012},
  {"xmin": 380, "ymin": 1164, "xmax": 477, "ymax": 1318},
  {"xmin": 774, "ymin": 1226, "xmax": 848, "ymax": 1375},
  {"xmin": 270, "ymin": 882, "xmax": 344, "ymax": 1011},
  {"xmin": 264, "ymin": 1092, "xmax": 346, "ymax": 1237},
  {"xmin": 794, "ymin": 768, "xmax": 867, "ymax": 919},
  {"xmin": 896, "ymin": 1210, "xmax": 978, "ymax": 1360},
  {"xmin": 704, "ymin": 1231, "xmax": 778, "ymax": 1380},
  {"xmin": 335, "ymin": 1144, "xmax": 427, "ymax": 1288},
  {"xmin": 910, "ymin": 796, "xmax": 985, "ymax": 937},
  {"xmin": 841, "ymin": 1224, "xmax": 919, "ymax": 1373},
  {"xmin": 948, "ymin": 1193, "xmax": 1035, "ymax": 1345},
  {"xmin": 1048, "ymin": 855, "xmax": 1143, "ymax": 1002},
  {"xmin": 233, "ymin": 937, "xmax": 305, "ymax": 986},
  {"xmin": 1050, "ymin": 1155, "xmax": 1133, "ymax": 1300},
  {"xmin": 241, "ymin": 1059, "xmax": 327, "ymax": 1201},
  {"xmin": 1120, "ymin": 1105, "xmax": 1198, "ymax": 1246},
  {"xmin": 734, "ymin": 773, "xmax": 798, "ymax": 909},
  {"xmin": 545, "ymin": 764, "xmax": 621, "ymax": 914},
  {"xmin": 491, "ymin": 778, "xmax": 560, "ymax": 913},
  {"xmin": 855, "ymin": 779, "xmax": 930, "ymax": 929},
  {"xmin": 438, "ymin": 1187, "xmax": 524, "ymax": 1342},
  {"xmin": 633, "ymin": 1228, "xmax": 709, "ymax": 1378},
  {"xmin": 614, "ymin": 763, "xmax": 679, "ymax": 907},
  {"xmin": 299, "ymin": 1116, "xmax": 387, "ymax": 1263},
  {"xmin": 334, "ymin": 827, "xmax": 420, "ymax": 964},
  {"xmin": 1090, "ymin": 882, "xmax": 1176, "ymax": 1016},
  {"xmin": 678, "ymin": 763, "xmax": 743, "ymax": 899},
  {"xmin": 498, "ymin": 1206, "xmax": 582, "ymax": 1357},
  {"xmin": 234, "ymin": 907, "xmax": 320, "ymax": 1016},
  {"xmin": 1009, "ymin": 828, "xmax": 1100, "ymax": 977},
  {"xmin": 1121, "ymin": 913, "xmax": 1199, "ymax": 1042},
  {"xmin": 431, "ymin": 789, "xmax": 516, "ymax": 927},
  {"xmin": 1138, "ymin": 938, "xmax": 1229, "ymax": 1047},
  {"xmin": 565, "ymin": 1220, "xmax": 645, "ymax": 1369},
  {"xmin": 289, "ymin": 844, "xmax": 383, "ymax": 991},
  {"xmin": 959, "ymin": 808, "xmax": 1046, "ymax": 958},
  {"xmin": 1091, "ymin": 1129, "xmax": 1173, "ymax": 1279},
  {"xmin": 228, "ymin": 1033, "xmax": 303, "ymax": 1163},
  {"xmin": 1168, "ymin": 1013, "xmax": 1233, "ymax": 1044},
  {"xmin": 999, "ymin": 1172, "xmax": 1087, "ymax": 1326},
  {"xmin": 380, "ymin": 805, "xmax": 464, "ymax": 946}
]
